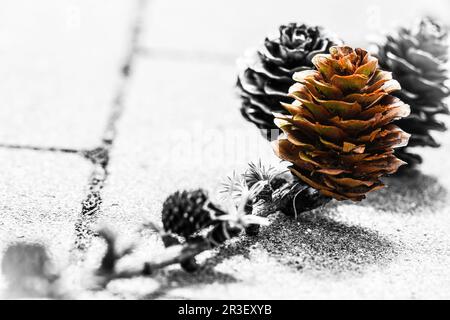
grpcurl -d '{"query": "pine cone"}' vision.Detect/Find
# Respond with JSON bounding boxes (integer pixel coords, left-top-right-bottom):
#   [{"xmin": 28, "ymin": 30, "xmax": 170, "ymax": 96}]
[
  {"xmin": 161, "ymin": 189, "xmax": 224, "ymax": 238},
  {"xmin": 275, "ymin": 181, "xmax": 331, "ymax": 217},
  {"xmin": 273, "ymin": 46, "xmax": 411, "ymax": 201},
  {"xmin": 237, "ymin": 23, "xmax": 340, "ymax": 139},
  {"xmin": 376, "ymin": 17, "xmax": 450, "ymax": 168}
]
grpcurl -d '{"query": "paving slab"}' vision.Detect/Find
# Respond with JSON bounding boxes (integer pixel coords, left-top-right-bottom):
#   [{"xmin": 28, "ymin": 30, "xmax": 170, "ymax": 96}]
[
  {"xmin": 98, "ymin": 57, "xmax": 277, "ymax": 238},
  {"xmin": 0, "ymin": 0, "xmax": 134, "ymax": 149},
  {"xmin": 143, "ymin": 0, "xmax": 450, "ymax": 57},
  {"xmin": 0, "ymin": 149, "xmax": 91, "ymax": 293},
  {"xmin": 97, "ymin": 53, "xmax": 450, "ymax": 299}
]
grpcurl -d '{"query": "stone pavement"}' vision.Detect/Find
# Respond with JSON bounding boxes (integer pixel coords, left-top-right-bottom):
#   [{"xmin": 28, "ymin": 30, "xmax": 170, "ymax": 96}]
[{"xmin": 1, "ymin": 0, "xmax": 450, "ymax": 299}]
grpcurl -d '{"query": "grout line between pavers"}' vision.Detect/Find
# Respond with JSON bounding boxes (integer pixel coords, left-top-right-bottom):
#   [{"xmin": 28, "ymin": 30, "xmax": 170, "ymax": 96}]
[
  {"xmin": 71, "ymin": 0, "xmax": 149, "ymax": 261},
  {"xmin": 0, "ymin": 143, "xmax": 82, "ymax": 155}
]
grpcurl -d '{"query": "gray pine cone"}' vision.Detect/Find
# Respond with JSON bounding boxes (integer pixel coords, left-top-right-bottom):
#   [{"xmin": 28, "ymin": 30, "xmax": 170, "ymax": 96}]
[
  {"xmin": 376, "ymin": 17, "xmax": 450, "ymax": 169},
  {"xmin": 237, "ymin": 23, "xmax": 340, "ymax": 140}
]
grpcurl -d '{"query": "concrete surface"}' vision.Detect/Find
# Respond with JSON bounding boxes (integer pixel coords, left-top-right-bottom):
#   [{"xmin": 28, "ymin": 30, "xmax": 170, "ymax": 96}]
[
  {"xmin": 0, "ymin": 149, "xmax": 91, "ymax": 288},
  {"xmin": 1, "ymin": 0, "xmax": 450, "ymax": 299},
  {"xmin": 0, "ymin": 0, "xmax": 133, "ymax": 149}
]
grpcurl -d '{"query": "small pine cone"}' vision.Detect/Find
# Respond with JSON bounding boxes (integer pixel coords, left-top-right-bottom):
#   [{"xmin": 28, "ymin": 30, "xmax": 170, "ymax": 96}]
[
  {"xmin": 162, "ymin": 189, "xmax": 223, "ymax": 238},
  {"xmin": 270, "ymin": 176, "xmax": 288, "ymax": 191},
  {"xmin": 376, "ymin": 17, "xmax": 450, "ymax": 168},
  {"xmin": 237, "ymin": 23, "xmax": 340, "ymax": 139},
  {"xmin": 274, "ymin": 46, "xmax": 411, "ymax": 201}
]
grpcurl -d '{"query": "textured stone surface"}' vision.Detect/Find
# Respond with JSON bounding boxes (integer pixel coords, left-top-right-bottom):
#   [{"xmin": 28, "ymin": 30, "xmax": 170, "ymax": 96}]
[
  {"xmin": 0, "ymin": 0, "xmax": 133, "ymax": 149},
  {"xmin": 0, "ymin": 150, "xmax": 90, "ymax": 291}
]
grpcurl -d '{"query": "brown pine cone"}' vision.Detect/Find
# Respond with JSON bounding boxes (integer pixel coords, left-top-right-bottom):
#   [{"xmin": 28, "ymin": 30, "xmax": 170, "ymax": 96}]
[{"xmin": 273, "ymin": 46, "xmax": 411, "ymax": 201}]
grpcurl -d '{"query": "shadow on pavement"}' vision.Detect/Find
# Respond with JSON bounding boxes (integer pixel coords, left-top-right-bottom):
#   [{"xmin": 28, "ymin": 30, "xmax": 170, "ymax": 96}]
[
  {"xmin": 144, "ymin": 266, "xmax": 238, "ymax": 299},
  {"xmin": 364, "ymin": 170, "xmax": 448, "ymax": 214},
  {"xmin": 201, "ymin": 211, "xmax": 398, "ymax": 275},
  {"xmin": 140, "ymin": 210, "xmax": 398, "ymax": 298}
]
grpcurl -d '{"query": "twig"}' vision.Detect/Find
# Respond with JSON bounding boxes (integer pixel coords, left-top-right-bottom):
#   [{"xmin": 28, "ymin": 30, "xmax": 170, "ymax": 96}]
[{"xmin": 94, "ymin": 223, "xmax": 241, "ymax": 286}]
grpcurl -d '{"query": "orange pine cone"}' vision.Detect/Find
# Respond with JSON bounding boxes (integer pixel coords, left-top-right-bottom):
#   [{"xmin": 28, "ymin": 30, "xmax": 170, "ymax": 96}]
[{"xmin": 273, "ymin": 46, "xmax": 411, "ymax": 201}]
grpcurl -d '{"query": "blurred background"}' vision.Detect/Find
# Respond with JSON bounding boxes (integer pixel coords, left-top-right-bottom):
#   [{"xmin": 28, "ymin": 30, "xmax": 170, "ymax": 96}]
[
  {"xmin": 144, "ymin": 0, "xmax": 450, "ymax": 53},
  {"xmin": 0, "ymin": 0, "xmax": 449, "ymax": 148}
]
